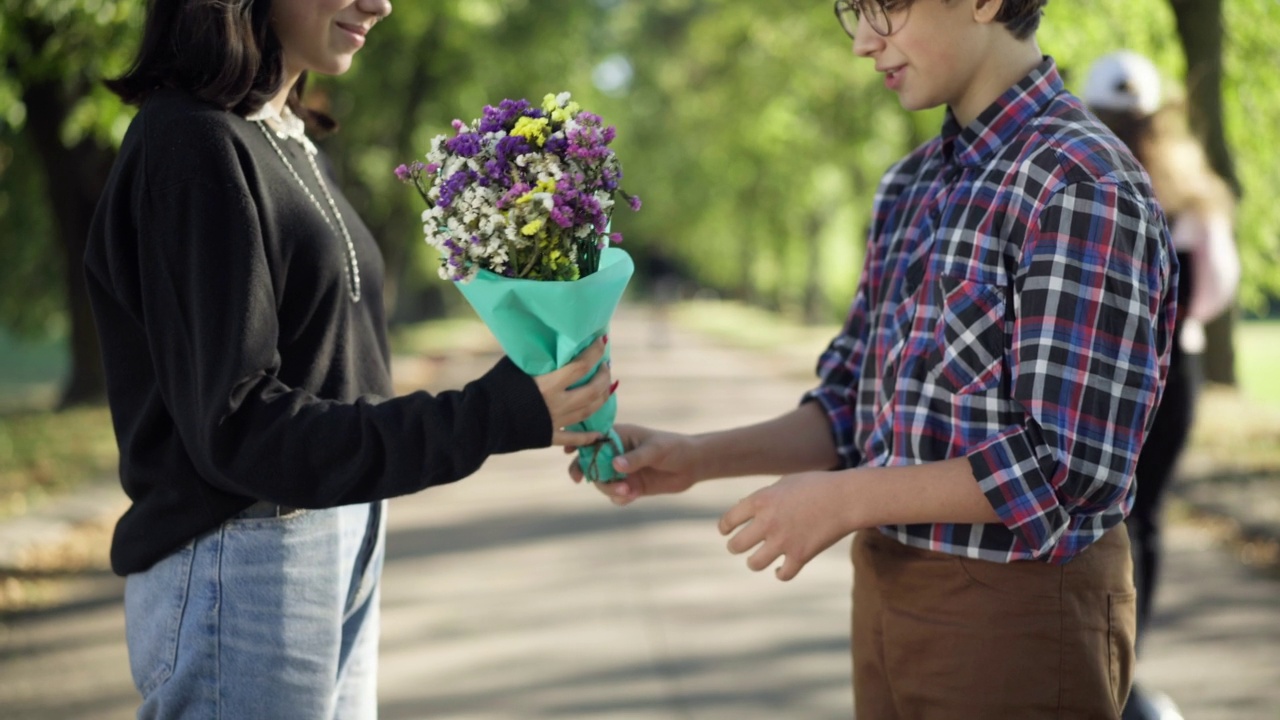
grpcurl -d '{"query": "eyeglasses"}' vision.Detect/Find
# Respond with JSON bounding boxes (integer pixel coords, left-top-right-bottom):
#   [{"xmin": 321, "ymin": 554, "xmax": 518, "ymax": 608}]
[{"xmin": 834, "ymin": 0, "xmax": 909, "ymax": 38}]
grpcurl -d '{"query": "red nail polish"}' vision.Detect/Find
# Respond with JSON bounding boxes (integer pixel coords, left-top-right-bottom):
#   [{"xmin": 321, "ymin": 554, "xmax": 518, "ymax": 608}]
[
  {"xmin": 603, "ymin": 333, "xmax": 609, "ymax": 344},
  {"xmin": 609, "ymin": 380, "xmax": 620, "ymax": 395}
]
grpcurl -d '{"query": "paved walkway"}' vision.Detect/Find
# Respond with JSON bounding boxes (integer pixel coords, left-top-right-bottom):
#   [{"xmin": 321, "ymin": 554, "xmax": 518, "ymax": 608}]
[{"xmin": 2, "ymin": 305, "xmax": 1278, "ymax": 718}]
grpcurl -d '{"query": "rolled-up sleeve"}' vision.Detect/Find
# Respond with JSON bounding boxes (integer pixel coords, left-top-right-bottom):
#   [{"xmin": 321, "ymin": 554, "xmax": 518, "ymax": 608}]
[{"xmin": 968, "ymin": 181, "xmax": 1175, "ymax": 560}]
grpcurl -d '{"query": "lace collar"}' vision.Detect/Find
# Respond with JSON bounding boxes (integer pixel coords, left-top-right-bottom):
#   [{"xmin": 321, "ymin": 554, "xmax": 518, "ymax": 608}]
[{"xmin": 246, "ymin": 104, "xmax": 317, "ymax": 155}]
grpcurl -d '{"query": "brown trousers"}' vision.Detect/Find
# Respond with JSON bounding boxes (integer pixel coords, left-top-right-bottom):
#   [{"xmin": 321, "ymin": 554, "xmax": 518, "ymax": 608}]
[{"xmin": 851, "ymin": 526, "xmax": 1136, "ymax": 719}]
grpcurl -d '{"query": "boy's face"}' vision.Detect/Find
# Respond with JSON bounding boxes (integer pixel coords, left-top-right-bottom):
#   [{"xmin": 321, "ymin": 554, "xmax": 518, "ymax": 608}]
[{"xmin": 850, "ymin": 0, "xmax": 1005, "ymax": 123}]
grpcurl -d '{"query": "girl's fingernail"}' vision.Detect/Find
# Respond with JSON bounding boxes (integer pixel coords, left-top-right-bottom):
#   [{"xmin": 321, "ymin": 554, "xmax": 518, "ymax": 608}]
[
  {"xmin": 603, "ymin": 334, "xmax": 609, "ymax": 344},
  {"xmin": 609, "ymin": 380, "xmax": 620, "ymax": 395}
]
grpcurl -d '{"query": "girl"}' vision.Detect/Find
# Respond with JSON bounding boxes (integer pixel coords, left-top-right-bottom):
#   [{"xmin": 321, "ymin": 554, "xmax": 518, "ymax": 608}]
[
  {"xmin": 1084, "ymin": 49, "xmax": 1241, "ymax": 720},
  {"xmin": 85, "ymin": 0, "xmax": 612, "ymax": 717}
]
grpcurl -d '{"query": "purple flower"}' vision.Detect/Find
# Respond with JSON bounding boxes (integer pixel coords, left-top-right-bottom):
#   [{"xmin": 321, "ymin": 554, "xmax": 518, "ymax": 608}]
[
  {"xmin": 494, "ymin": 134, "xmax": 531, "ymax": 165},
  {"xmin": 544, "ymin": 135, "xmax": 568, "ymax": 156},
  {"xmin": 479, "ymin": 98, "xmax": 537, "ymax": 133},
  {"xmin": 437, "ymin": 170, "xmax": 475, "ymax": 208},
  {"xmin": 549, "ymin": 205, "xmax": 573, "ymax": 228},
  {"xmin": 498, "ymin": 182, "xmax": 532, "ymax": 210},
  {"xmin": 628, "ymin": 195, "xmax": 642, "ymax": 212},
  {"xmin": 444, "ymin": 132, "xmax": 482, "ymax": 158},
  {"xmin": 394, "ymin": 164, "xmax": 410, "ymax": 181}
]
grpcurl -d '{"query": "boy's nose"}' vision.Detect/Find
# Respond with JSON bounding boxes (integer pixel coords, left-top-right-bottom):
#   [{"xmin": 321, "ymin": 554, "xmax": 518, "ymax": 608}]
[
  {"xmin": 851, "ymin": 14, "xmax": 882, "ymax": 57},
  {"xmin": 356, "ymin": 0, "xmax": 392, "ymax": 19}
]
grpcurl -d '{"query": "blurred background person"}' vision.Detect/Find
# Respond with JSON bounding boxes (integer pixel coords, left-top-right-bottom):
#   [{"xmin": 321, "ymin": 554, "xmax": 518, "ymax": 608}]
[{"xmin": 1084, "ymin": 49, "xmax": 1241, "ymax": 720}]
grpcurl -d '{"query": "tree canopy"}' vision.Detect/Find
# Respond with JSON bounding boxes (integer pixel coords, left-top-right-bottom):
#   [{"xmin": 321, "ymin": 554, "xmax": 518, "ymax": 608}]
[{"xmin": 2, "ymin": 0, "xmax": 1278, "ymax": 400}]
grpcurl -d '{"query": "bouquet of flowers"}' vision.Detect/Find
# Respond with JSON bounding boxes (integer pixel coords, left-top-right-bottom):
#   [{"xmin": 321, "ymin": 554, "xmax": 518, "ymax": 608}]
[{"xmin": 397, "ymin": 92, "xmax": 639, "ymax": 482}]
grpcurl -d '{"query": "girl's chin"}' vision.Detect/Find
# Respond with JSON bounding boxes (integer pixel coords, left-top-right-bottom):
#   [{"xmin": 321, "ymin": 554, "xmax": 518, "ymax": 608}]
[{"xmin": 311, "ymin": 57, "xmax": 356, "ymax": 77}]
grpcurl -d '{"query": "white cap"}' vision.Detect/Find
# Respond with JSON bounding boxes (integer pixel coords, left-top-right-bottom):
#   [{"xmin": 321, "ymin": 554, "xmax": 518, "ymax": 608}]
[{"xmin": 1082, "ymin": 51, "xmax": 1162, "ymax": 116}]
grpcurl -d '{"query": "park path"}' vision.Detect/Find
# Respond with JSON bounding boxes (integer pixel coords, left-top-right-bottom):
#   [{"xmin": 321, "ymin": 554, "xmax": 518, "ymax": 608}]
[{"xmin": 2, "ymin": 304, "xmax": 1277, "ymax": 719}]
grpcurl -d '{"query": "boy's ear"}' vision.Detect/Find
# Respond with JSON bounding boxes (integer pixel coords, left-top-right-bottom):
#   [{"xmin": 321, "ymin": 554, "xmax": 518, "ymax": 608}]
[{"xmin": 971, "ymin": 0, "xmax": 1004, "ymax": 23}]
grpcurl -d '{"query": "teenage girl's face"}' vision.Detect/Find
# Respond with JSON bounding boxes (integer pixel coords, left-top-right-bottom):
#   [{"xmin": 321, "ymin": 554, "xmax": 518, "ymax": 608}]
[
  {"xmin": 271, "ymin": 0, "xmax": 392, "ymax": 79},
  {"xmin": 851, "ymin": 0, "xmax": 1003, "ymax": 124}
]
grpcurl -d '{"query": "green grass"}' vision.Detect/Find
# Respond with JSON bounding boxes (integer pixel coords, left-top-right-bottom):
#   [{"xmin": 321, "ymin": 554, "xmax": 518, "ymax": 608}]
[
  {"xmin": 0, "ymin": 315, "xmax": 495, "ymax": 521},
  {"xmin": 0, "ymin": 310, "xmax": 1273, "ymax": 522},
  {"xmin": 0, "ymin": 329, "xmax": 68, "ymax": 411},
  {"xmin": 0, "ymin": 406, "xmax": 118, "ymax": 519},
  {"xmin": 1236, "ymin": 319, "xmax": 1280, "ymax": 406}
]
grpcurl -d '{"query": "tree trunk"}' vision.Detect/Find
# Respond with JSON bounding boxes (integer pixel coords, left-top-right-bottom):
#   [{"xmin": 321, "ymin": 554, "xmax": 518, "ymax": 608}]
[
  {"xmin": 23, "ymin": 79, "xmax": 114, "ymax": 408},
  {"xmin": 1168, "ymin": 0, "xmax": 1238, "ymax": 386},
  {"xmin": 1168, "ymin": 0, "xmax": 1239, "ymax": 195}
]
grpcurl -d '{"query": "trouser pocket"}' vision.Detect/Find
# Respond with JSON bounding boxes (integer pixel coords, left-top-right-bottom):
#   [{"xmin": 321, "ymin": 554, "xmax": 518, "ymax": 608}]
[
  {"xmin": 124, "ymin": 541, "xmax": 195, "ymax": 698},
  {"xmin": 1109, "ymin": 591, "xmax": 1138, "ymax": 713}
]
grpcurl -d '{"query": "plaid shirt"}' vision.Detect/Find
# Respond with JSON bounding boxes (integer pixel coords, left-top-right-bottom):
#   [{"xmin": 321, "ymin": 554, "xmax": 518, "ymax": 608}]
[{"xmin": 806, "ymin": 58, "xmax": 1177, "ymax": 564}]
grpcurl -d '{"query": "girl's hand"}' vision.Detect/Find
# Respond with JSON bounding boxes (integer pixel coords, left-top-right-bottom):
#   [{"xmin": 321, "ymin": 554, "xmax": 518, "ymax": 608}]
[{"xmin": 534, "ymin": 337, "xmax": 613, "ymax": 447}]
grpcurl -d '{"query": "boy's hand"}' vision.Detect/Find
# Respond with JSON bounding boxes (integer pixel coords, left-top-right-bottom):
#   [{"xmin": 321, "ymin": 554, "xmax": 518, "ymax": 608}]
[
  {"xmin": 567, "ymin": 423, "xmax": 699, "ymax": 505},
  {"xmin": 718, "ymin": 472, "xmax": 854, "ymax": 582}
]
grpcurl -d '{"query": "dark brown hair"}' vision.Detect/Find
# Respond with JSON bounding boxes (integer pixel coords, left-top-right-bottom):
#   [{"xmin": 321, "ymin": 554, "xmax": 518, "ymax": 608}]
[
  {"xmin": 890, "ymin": 0, "xmax": 1048, "ymax": 40},
  {"xmin": 106, "ymin": 0, "xmax": 334, "ymax": 132},
  {"xmin": 991, "ymin": 0, "xmax": 1049, "ymax": 40}
]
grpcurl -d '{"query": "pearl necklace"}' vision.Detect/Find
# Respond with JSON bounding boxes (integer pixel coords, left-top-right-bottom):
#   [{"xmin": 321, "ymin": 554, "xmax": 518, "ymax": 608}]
[{"xmin": 248, "ymin": 105, "xmax": 361, "ymax": 303}]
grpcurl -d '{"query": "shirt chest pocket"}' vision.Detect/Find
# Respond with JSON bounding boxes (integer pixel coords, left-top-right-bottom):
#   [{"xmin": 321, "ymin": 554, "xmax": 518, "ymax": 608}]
[{"xmin": 925, "ymin": 275, "xmax": 1007, "ymax": 396}]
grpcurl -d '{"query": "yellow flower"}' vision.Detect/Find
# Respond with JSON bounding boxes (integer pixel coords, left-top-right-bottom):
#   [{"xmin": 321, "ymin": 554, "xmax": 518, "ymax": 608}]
[
  {"xmin": 542, "ymin": 94, "xmax": 559, "ymax": 113},
  {"xmin": 550, "ymin": 101, "xmax": 580, "ymax": 124},
  {"xmin": 511, "ymin": 116, "xmax": 550, "ymax": 147},
  {"xmin": 521, "ymin": 219, "xmax": 545, "ymax": 236}
]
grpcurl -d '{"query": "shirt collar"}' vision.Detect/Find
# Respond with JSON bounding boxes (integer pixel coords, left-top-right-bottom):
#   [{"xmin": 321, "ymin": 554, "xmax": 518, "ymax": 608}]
[{"xmin": 940, "ymin": 56, "xmax": 1065, "ymax": 167}]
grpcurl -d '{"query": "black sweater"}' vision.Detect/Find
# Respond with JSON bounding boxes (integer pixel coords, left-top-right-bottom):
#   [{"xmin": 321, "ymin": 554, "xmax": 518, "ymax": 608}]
[{"xmin": 85, "ymin": 89, "xmax": 551, "ymax": 575}]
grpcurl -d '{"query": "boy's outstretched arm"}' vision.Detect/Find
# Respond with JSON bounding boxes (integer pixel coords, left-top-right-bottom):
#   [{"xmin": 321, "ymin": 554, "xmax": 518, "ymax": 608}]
[
  {"xmin": 568, "ymin": 402, "xmax": 839, "ymax": 505},
  {"xmin": 720, "ymin": 458, "xmax": 1002, "ymax": 581}
]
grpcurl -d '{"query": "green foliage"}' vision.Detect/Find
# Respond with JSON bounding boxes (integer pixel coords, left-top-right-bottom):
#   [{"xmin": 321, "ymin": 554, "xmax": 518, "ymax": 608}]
[
  {"xmin": 0, "ymin": 0, "xmax": 140, "ymax": 145},
  {"xmin": 2, "ymin": 0, "xmax": 1279, "ymax": 343},
  {"xmin": 0, "ymin": 0, "xmax": 140, "ymax": 339},
  {"xmin": 1220, "ymin": 0, "xmax": 1280, "ymax": 313},
  {"xmin": 0, "ymin": 133, "xmax": 62, "ymax": 339}
]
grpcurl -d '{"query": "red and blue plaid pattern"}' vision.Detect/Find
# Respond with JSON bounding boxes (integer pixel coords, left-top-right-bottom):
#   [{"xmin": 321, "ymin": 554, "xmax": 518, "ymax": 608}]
[{"xmin": 806, "ymin": 58, "xmax": 1178, "ymax": 564}]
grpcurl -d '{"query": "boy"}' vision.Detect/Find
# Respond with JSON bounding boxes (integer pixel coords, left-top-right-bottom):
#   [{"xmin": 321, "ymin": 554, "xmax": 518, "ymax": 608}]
[{"xmin": 575, "ymin": 0, "xmax": 1176, "ymax": 717}]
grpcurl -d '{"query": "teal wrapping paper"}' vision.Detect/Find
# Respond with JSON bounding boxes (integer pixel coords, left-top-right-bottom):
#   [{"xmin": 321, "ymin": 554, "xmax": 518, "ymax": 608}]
[{"xmin": 456, "ymin": 247, "xmax": 634, "ymax": 482}]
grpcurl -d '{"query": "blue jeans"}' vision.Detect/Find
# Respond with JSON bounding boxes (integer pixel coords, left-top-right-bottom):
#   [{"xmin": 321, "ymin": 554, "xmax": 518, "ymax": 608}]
[{"xmin": 124, "ymin": 501, "xmax": 386, "ymax": 719}]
